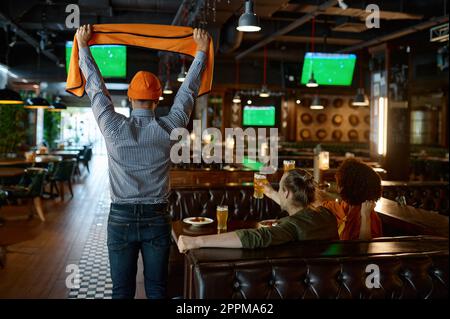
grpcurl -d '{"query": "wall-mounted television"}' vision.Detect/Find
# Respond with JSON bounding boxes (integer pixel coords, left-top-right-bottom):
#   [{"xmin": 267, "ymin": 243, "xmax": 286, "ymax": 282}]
[
  {"xmin": 66, "ymin": 41, "xmax": 127, "ymax": 78},
  {"xmin": 300, "ymin": 52, "xmax": 356, "ymax": 86},
  {"xmin": 243, "ymin": 106, "xmax": 276, "ymax": 126}
]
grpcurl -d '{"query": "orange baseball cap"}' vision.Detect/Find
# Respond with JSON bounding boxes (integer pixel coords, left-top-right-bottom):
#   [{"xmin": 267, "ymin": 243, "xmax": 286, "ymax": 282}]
[{"xmin": 127, "ymin": 71, "xmax": 162, "ymax": 100}]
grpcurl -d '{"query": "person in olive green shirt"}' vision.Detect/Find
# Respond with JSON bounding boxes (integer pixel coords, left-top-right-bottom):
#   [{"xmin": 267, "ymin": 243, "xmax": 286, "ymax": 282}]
[{"xmin": 177, "ymin": 170, "xmax": 338, "ymax": 253}]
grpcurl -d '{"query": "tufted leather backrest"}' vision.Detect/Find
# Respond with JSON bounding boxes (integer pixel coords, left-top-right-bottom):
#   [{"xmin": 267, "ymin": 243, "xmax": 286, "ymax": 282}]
[
  {"xmin": 185, "ymin": 236, "xmax": 448, "ymax": 299},
  {"xmin": 168, "ymin": 186, "xmax": 286, "ymax": 221}
]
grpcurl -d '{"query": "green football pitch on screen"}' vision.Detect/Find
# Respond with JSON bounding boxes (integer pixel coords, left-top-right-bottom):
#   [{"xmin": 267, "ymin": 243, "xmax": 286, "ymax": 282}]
[
  {"xmin": 301, "ymin": 52, "xmax": 356, "ymax": 86},
  {"xmin": 66, "ymin": 42, "xmax": 127, "ymax": 78},
  {"xmin": 243, "ymin": 106, "xmax": 276, "ymax": 126}
]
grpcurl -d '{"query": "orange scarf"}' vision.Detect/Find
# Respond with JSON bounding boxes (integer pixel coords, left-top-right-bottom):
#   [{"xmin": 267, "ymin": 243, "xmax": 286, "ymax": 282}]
[
  {"xmin": 66, "ymin": 24, "xmax": 214, "ymax": 97},
  {"xmin": 322, "ymin": 200, "xmax": 383, "ymax": 240}
]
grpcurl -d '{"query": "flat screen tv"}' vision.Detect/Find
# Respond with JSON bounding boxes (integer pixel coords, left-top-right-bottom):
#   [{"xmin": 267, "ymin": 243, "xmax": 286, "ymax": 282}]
[
  {"xmin": 300, "ymin": 52, "xmax": 356, "ymax": 86},
  {"xmin": 243, "ymin": 106, "xmax": 276, "ymax": 126},
  {"xmin": 66, "ymin": 41, "xmax": 127, "ymax": 78}
]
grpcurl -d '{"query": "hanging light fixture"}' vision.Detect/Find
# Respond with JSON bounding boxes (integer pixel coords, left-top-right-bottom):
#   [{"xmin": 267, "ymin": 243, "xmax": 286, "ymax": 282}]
[
  {"xmin": 259, "ymin": 46, "xmax": 270, "ymax": 97},
  {"xmin": 352, "ymin": 52, "xmax": 369, "ymax": 106},
  {"xmin": 177, "ymin": 57, "xmax": 187, "ymax": 82},
  {"xmin": 163, "ymin": 62, "xmax": 173, "ymax": 94},
  {"xmin": 159, "ymin": 96, "xmax": 164, "ymax": 101},
  {"xmin": 236, "ymin": 0, "xmax": 261, "ymax": 32},
  {"xmin": 310, "ymin": 95, "xmax": 323, "ymax": 110},
  {"xmin": 306, "ymin": 72, "xmax": 318, "ymax": 87},
  {"xmin": 232, "ymin": 92, "xmax": 241, "ymax": 104},
  {"xmin": 48, "ymin": 101, "xmax": 67, "ymax": 112},
  {"xmin": 0, "ymin": 87, "xmax": 23, "ymax": 104},
  {"xmin": 24, "ymin": 97, "xmax": 50, "ymax": 109},
  {"xmin": 233, "ymin": 60, "xmax": 241, "ymax": 103},
  {"xmin": 306, "ymin": 17, "xmax": 319, "ymax": 88},
  {"xmin": 259, "ymin": 85, "xmax": 270, "ymax": 98},
  {"xmin": 163, "ymin": 81, "xmax": 173, "ymax": 95}
]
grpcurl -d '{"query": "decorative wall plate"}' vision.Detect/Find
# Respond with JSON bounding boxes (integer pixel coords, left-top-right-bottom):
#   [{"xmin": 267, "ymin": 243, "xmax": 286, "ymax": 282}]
[
  {"xmin": 322, "ymin": 98, "xmax": 330, "ymax": 108},
  {"xmin": 300, "ymin": 129, "xmax": 312, "ymax": 140},
  {"xmin": 316, "ymin": 129, "xmax": 327, "ymax": 140},
  {"xmin": 301, "ymin": 113, "xmax": 313, "ymax": 125},
  {"xmin": 332, "ymin": 114, "xmax": 343, "ymax": 126},
  {"xmin": 348, "ymin": 129, "xmax": 359, "ymax": 141},
  {"xmin": 349, "ymin": 114, "xmax": 360, "ymax": 126},
  {"xmin": 332, "ymin": 130, "xmax": 343, "ymax": 141},
  {"xmin": 332, "ymin": 98, "xmax": 343, "ymax": 108},
  {"xmin": 316, "ymin": 113, "xmax": 327, "ymax": 124}
]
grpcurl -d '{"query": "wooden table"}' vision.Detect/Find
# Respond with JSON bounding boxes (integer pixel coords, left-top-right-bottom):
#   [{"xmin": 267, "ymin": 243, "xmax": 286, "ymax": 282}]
[
  {"xmin": 0, "ymin": 155, "xmax": 63, "ymax": 167},
  {"xmin": 375, "ymin": 197, "xmax": 449, "ymax": 237},
  {"xmin": 171, "ymin": 220, "xmax": 258, "ymax": 243},
  {"xmin": 0, "ymin": 168, "xmax": 25, "ymax": 178}
]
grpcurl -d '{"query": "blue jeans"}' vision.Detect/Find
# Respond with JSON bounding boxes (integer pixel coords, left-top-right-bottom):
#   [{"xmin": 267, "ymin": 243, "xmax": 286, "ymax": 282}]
[{"xmin": 107, "ymin": 203, "xmax": 171, "ymax": 299}]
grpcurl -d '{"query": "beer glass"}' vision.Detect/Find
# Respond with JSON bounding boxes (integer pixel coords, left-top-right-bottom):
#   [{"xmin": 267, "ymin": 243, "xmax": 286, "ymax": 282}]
[
  {"xmin": 216, "ymin": 205, "xmax": 228, "ymax": 230},
  {"xmin": 283, "ymin": 160, "xmax": 295, "ymax": 172},
  {"xmin": 253, "ymin": 173, "xmax": 268, "ymax": 199}
]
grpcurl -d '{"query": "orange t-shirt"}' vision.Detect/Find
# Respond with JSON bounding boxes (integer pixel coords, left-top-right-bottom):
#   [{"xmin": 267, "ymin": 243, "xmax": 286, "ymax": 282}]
[{"xmin": 322, "ymin": 200, "xmax": 383, "ymax": 240}]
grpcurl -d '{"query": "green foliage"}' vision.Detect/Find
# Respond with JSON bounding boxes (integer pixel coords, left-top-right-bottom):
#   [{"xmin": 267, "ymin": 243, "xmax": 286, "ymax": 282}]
[
  {"xmin": 44, "ymin": 111, "xmax": 61, "ymax": 149},
  {"xmin": 0, "ymin": 105, "xmax": 28, "ymax": 157}
]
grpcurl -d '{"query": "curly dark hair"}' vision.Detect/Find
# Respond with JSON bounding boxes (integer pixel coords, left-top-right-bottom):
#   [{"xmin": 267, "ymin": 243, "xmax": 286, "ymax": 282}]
[
  {"xmin": 335, "ymin": 158, "xmax": 382, "ymax": 205},
  {"xmin": 283, "ymin": 169, "xmax": 316, "ymax": 207}
]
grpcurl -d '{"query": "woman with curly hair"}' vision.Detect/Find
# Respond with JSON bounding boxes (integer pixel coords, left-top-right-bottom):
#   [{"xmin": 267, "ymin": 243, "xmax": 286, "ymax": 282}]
[{"xmin": 322, "ymin": 158, "xmax": 383, "ymax": 240}]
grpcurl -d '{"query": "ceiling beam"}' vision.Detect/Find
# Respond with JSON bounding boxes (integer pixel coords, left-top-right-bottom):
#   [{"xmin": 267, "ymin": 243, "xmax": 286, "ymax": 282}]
[
  {"xmin": 0, "ymin": 11, "xmax": 60, "ymax": 65},
  {"xmin": 338, "ymin": 15, "xmax": 449, "ymax": 52},
  {"xmin": 281, "ymin": 4, "xmax": 424, "ymax": 21},
  {"xmin": 235, "ymin": 0, "xmax": 338, "ymax": 60}
]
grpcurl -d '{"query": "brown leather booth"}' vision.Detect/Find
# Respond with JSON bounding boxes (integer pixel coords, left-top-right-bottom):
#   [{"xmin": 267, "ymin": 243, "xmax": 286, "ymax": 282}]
[
  {"xmin": 184, "ymin": 236, "xmax": 448, "ymax": 299},
  {"xmin": 167, "ymin": 185, "xmax": 449, "ymax": 298}
]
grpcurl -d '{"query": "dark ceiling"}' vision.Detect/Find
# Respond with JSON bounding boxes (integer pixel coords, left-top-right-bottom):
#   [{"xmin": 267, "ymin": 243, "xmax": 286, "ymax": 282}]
[{"xmin": 0, "ymin": 0, "xmax": 448, "ymax": 89}]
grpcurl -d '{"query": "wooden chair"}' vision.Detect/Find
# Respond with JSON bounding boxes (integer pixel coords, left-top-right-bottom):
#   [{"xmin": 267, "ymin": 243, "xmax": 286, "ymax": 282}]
[{"xmin": 0, "ymin": 168, "xmax": 47, "ymax": 222}]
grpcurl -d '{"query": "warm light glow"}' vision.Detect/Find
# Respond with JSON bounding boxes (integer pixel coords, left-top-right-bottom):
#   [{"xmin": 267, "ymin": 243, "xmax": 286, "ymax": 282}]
[
  {"xmin": 310, "ymin": 105, "xmax": 324, "ymax": 110},
  {"xmin": 247, "ymin": 99, "xmax": 252, "ymax": 105},
  {"xmin": 24, "ymin": 105, "xmax": 49, "ymax": 109},
  {"xmin": 159, "ymin": 96, "xmax": 164, "ymax": 101},
  {"xmin": 232, "ymin": 94, "xmax": 241, "ymax": 104},
  {"xmin": 0, "ymin": 100, "xmax": 23, "ymax": 104},
  {"xmin": 203, "ymin": 134, "xmax": 212, "ymax": 144},
  {"xmin": 236, "ymin": 25, "xmax": 261, "ymax": 32},
  {"xmin": 306, "ymin": 82, "xmax": 319, "ymax": 88},
  {"xmin": 163, "ymin": 88, "xmax": 173, "ymax": 95},
  {"xmin": 318, "ymin": 151, "xmax": 330, "ymax": 170},
  {"xmin": 259, "ymin": 91, "xmax": 270, "ymax": 98},
  {"xmin": 296, "ymin": 99, "xmax": 301, "ymax": 104},
  {"xmin": 377, "ymin": 97, "xmax": 388, "ymax": 156}
]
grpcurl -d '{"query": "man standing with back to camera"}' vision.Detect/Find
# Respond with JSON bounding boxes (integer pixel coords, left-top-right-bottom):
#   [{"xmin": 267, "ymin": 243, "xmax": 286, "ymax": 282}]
[{"xmin": 75, "ymin": 24, "xmax": 209, "ymax": 299}]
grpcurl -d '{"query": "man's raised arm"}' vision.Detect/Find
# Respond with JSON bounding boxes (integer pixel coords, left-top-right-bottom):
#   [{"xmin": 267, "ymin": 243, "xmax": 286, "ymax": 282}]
[
  {"xmin": 160, "ymin": 28, "xmax": 209, "ymax": 131},
  {"xmin": 76, "ymin": 24, "xmax": 124, "ymax": 138}
]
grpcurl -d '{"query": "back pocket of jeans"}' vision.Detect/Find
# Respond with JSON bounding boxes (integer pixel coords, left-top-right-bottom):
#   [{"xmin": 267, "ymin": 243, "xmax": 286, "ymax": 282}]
[{"xmin": 107, "ymin": 221, "xmax": 130, "ymax": 250}]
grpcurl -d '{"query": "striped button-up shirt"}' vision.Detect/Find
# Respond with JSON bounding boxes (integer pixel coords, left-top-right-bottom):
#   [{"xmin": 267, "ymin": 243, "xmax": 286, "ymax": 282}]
[{"xmin": 79, "ymin": 47, "xmax": 206, "ymax": 204}]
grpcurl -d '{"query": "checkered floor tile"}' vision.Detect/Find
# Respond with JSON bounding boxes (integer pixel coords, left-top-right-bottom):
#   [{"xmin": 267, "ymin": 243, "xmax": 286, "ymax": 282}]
[{"xmin": 68, "ymin": 193, "xmax": 112, "ymax": 299}]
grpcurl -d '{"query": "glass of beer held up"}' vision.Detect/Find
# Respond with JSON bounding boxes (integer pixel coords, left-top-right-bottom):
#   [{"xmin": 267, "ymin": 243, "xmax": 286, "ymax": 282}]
[
  {"xmin": 283, "ymin": 160, "xmax": 296, "ymax": 172},
  {"xmin": 216, "ymin": 205, "xmax": 228, "ymax": 230},
  {"xmin": 253, "ymin": 173, "xmax": 268, "ymax": 199}
]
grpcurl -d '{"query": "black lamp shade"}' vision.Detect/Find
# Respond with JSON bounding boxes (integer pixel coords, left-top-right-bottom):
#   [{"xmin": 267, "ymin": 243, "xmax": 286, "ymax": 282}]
[
  {"xmin": 306, "ymin": 72, "xmax": 318, "ymax": 87},
  {"xmin": 310, "ymin": 95, "xmax": 324, "ymax": 110},
  {"xmin": 24, "ymin": 97, "xmax": 50, "ymax": 109},
  {"xmin": 0, "ymin": 88, "xmax": 23, "ymax": 104},
  {"xmin": 237, "ymin": 0, "xmax": 261, "ymax": 32},
  {"xmin": 48, "ymin": 101, "xmax": 67, "ymax": 111},
  {"xmin": 352, "ymin": 88, "xmax": 369, "ymax": 106}
]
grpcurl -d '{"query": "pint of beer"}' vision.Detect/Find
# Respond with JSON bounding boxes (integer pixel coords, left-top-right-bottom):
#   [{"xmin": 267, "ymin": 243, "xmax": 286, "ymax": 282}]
[
  {"xmin": 253, "ymin": 173, "xmax": 268, "ymax": 199},
  {"xmin": 216, "ymin": 205, "xmax": 228, "ymax": 230},
  {"xmin": 283, "ymin": 160, "xmax": 295, "ymax": 172}
]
